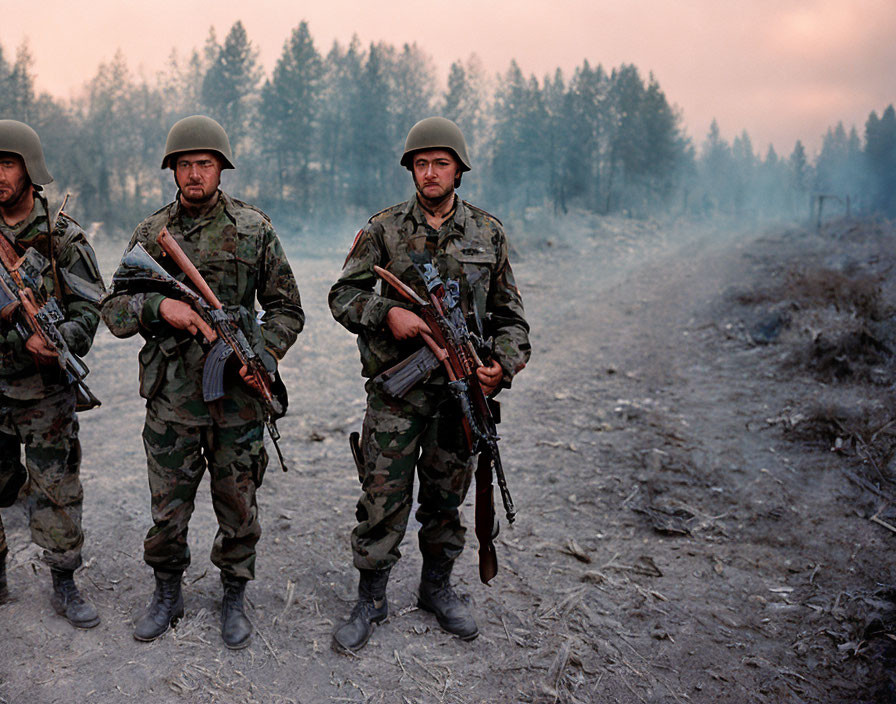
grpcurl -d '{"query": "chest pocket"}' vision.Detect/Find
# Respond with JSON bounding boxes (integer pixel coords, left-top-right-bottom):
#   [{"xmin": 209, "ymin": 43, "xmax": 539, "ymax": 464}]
[
  {"xmin": 198, "ymin": 243, "xmax": 257, "ymax": 309},
  {"xmin": 447, "ymin": 243, "xmax": 496, "ymax": 321}
]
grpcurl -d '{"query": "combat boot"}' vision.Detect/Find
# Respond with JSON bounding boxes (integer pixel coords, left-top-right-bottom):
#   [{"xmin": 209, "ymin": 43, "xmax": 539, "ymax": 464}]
[
  {"xmin": 0, "ymin": 550, "xmax": 8, "ymax": 603},
  {"xmin": 417, "ymin": 557, "xmax": 478, "ymax": 640},
  {"xmin": 332, "ymin": 568, "xmax": 391, "ymax": 653},
  {"xmin": 134, "ymin": 570, "xmax": 183, "ymax": 641},
  {"xmin": 50, "ymin": 567, "xmax": 100, "ymax": 629},
  {"xmin": 221, "ymin": 573, "xmax": 252, "ymax": 649}
]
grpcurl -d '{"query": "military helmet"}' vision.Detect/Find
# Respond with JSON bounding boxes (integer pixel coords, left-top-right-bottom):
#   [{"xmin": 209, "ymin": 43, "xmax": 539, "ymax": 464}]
[
  {"xmin": 161, "ymin": 115, "xmax": 235, "ymax": 170},
  {"xmin": 0, "ymin": 119, "xmax": 53, "ymax": 186},
  {"xmin": 400, "ymin": 117, "xmax": 471, "ymax": 172}
]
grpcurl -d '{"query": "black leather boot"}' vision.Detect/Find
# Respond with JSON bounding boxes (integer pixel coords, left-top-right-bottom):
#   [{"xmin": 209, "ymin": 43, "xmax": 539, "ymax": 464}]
[
  {"xmin": 134, "ymin": 570, "xmax": 183, "ymax": 641},
  {"xmin": 332, "ymin": 568, "xmax": 391, "ymax": 653},
  {"xmin": 50, "ymin": 567, "xmax": 100, "ymax": 629},
  {"xmin": 417, "ymin": 558, "xmax": 478, "ymax": 640},
  {"xmin": 221, "ymin": 574, "xmax": 252, "ymax": 649},
  {"xmin": 0, "ymin": 551, "xmax": 8, "ymax": 604}
]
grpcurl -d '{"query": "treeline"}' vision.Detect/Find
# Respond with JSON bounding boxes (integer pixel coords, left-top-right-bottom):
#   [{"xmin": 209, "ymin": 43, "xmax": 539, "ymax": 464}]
[{"xmin": 1, "ymin": 21, "xmax": 894, "ymax": 235}]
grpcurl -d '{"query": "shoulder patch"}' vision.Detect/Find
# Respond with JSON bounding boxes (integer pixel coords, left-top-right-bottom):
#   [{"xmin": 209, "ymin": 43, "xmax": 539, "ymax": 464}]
[{"xmin": 343, "ymin": 228, "xmax": 367, "ymax": 268}]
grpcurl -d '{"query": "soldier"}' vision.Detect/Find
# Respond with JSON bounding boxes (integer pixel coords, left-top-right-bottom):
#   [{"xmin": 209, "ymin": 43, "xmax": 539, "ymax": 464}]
[
  {"xmin": 101, "ymin": 115, "xmax": 304, "ymax": 649},
  {"xmin": 329, "ymin": 117, "xmax": 530, "ymax": 652},
  {"xmin": 0, "ymin": 119, "xmax": 105, "ymax": 628}
]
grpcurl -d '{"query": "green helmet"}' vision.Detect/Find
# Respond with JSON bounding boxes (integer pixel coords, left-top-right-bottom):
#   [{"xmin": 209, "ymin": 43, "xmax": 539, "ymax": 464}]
[
  {"xmin": 0, "ymin": 119, "xmax": 53, "ymax": 186},
  {"xmin": 400, "ymin": 117, "xmax": 471, "ymax": 172},
  {"xmin": 161, "ymin": 115, "xmax": 235, "ymax": 170}
]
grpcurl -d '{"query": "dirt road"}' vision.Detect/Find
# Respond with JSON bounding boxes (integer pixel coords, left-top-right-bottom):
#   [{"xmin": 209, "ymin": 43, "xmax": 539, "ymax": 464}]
[{"xmin": 1, "ymin": 215, "xmax": 894, "ymax": 703}]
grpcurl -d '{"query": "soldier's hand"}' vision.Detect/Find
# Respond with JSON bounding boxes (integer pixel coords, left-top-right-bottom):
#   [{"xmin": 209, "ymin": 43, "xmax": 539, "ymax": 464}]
[
  {"xmin": 159, "ymin": 298, "xmax": 217, "ymax": 343},
  {"xmin": 476, "ymin": 359, "xmax": 503, "ymax": 396},
  {"xmin": 385, "ymin": 307, "xmax": 429, "ymax": 340},
  {"xmin": 25, "ymin": 333, "xmax": 58, "ymax": 366},
  {"xmin": 239, "ymin": 365, "xmax": 266, "ymax": 394}
]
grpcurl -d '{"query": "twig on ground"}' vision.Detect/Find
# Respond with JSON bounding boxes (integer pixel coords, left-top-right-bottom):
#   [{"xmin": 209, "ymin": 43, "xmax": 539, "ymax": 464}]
[
  {"xmin": 273, "ymin": 579, "xmax": 296, "ymax": 625},
  {"xmin": 547, "ymin": 640, "xmax": 572, "ymax": 703},
  {"xmin": 394, "ymin": 649, "xmax": 408, "ymax": 677},
  {"xmin": 621, "ymin": 487, "xmax": 639, "ymax": 507},
  {"xmin": 843, "ymin": 469, "xmax": 893, "ymax": 502},
  {"xmin": 255, "ymin": 625, "xmax": 282, "ymax": 665},
  {"xmin": 870, "ymin": 508, "xmax": 896, "ymax": 534}
]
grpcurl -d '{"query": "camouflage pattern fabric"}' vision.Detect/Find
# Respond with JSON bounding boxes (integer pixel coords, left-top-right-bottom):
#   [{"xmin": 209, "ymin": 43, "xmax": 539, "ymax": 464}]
[
  {"xmin": 142, "ymin": 414, "xmax": 265, "ymax": 579},
  {"xmin": 352, "ymin": 378, "xmax": 473, "ymax": 570},
  {"xmin": 330, "ymin": 195, "xmax": 530, "ymax": 570},
  {"xmin": 0, "ymin": 197, "xmax": 103, "ymax": 569},
  {"xmin": 0, "ymin": 197, "xmax": 105, "ymax": 399},
  {"xmin": 0, "ymin": 389, "xmax": 84, "ymax": 571},
  {"xmin": 102, "ymin": 191, "xmax": 304, "ymax": 427},
  {"xmin": 101, "ymin": 191, "xmax": 303, "ymax": 578},
  {"xmin": 329, "ymin": 196, "xmax": 530, "ymax": 384}
]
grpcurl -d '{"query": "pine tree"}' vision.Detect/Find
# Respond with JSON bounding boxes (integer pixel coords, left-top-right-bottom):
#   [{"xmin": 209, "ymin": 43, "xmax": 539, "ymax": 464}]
[
  {"xmin": 864, "ymin": 105, "xmax": 896, "ymax": 216},
  {"xmin": 788, "ymin": 140, "xmax": 810, "ymax": 215},
  {"xmin": 562, "ymin": 61, "xmax": 607, "ymax": 212},
  {"xmin": 641, "ymin": 74, "xmax": 688, "ymax": 207},
  {"xmin": 731, "ymin": 130, "xmax": 757, "ymax": 215},
  {"xmin": 385, "ymin": 43, "xmax": 436, "ymax": 196},
  {"xmin": 352, "ymin": 43, "xmax": 392, "ymax": 209},
  {"xmin": 200, "ymin": 21, "xmax": 261, "ymax": 159},
  {"xmin": 259, "ymin": 21, "xmax": 323, "ymax": 208},
  {"xmin": 440, "ymin": 55, "xmax": 490, "ymax": 199},
  {"xmin": 7, "ymin": 41, "xmax": 36, "ymax": 122},
  {"xmin": 605, "ymin": 64, "xmax": 646, "ymax": 213}
]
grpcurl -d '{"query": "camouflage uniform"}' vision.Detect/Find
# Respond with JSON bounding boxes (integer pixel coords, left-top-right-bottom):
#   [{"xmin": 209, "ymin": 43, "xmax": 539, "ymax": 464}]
[
  {"xmin": 329, "ymin": 195, "xmax": 530, "ymax": 570},
  {"xmin": 0, "ymin": 198, "xmax": 105, "ymax": 571},
  {"xmin": 102, "ymin": 191, "xmax": 303, "ymax": 580}
]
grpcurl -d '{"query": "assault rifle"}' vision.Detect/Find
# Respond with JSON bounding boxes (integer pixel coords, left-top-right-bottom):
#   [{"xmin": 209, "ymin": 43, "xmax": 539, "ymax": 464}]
[
  {"xmin": 373, "ymin": 262, "xmax": 515, "ymax": 584},
  {"xmin": 111, "ymin": 228, "xmax": 288, "ymax": 471},
  {"xmin": 0, "ymin": 238, "xmax": 100, "ymax": 410}
]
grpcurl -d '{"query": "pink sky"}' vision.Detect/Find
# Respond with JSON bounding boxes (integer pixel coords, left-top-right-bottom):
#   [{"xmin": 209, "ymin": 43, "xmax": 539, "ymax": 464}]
[{"xmin": 4, "ymin": 0, "xmax": 894, "ymax": 156}]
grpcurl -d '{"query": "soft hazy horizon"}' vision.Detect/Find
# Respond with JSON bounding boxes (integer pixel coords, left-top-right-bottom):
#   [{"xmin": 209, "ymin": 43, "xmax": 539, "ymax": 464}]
[{"xmin": 4, "ymin": 0, "xmax": 895, "ymax": 156}]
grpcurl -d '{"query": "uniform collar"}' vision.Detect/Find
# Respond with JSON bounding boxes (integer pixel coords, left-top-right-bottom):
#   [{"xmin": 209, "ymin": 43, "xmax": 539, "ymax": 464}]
[
  {"xmin": 170, "ymin": 189, "xmax": 232, "ymax": 234},
  {"xmin": 0, "ymin": 197, "xmax": 46, "ymax": 244},
  {"xmin": 402, "ymin": 195, "xmax": 467, "ymax": 245}
]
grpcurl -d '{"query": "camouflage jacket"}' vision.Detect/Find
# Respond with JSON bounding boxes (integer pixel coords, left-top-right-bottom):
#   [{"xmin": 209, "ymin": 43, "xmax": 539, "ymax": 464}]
[
  {"xmin": 101, "ymin": 191, "xmax": 304, "ymax": 426},
  {"xmin": 0, "ymin": 196, "xmax": 105, "ymax": 400},
  {"xmin": 329, "ymin": 195, "xmax": 530, "ymax": 387}
]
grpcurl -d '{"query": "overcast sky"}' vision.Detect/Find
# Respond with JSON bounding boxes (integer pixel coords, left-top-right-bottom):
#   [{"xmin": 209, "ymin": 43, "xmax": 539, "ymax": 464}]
[{"xmin": 4, "ymin": 0, "xmax": 894, "ymax": 156}]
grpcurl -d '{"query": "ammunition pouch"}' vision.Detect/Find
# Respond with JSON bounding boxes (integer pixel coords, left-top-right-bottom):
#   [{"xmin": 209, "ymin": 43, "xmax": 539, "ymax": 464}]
[{"xmin": 138, "ymin": 336, "xmax": 179, "ymax": 400}]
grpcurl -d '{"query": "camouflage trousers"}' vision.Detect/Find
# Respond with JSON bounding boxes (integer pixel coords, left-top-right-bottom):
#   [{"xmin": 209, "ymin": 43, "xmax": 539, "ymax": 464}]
[
  {"xmin": 351, "ymin": 379, "xmax": 474, "ymax": 571},
  {"xmin": 141, "ymin": 410, "xmax": 267, "ymax": 581},
  {"xmin": 0, "ymin": 388, "xmax": 84, "ymax": 571}
]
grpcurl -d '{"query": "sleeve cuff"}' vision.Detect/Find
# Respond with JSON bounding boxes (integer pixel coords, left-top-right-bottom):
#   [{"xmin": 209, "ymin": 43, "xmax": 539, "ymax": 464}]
[
  {"xmin": 141, "ymin": 293, "xmax": 167, "ymax": 327},
  {"xmin": 361, "ymin": 296, "xmax": 401, "ymax": 330}
]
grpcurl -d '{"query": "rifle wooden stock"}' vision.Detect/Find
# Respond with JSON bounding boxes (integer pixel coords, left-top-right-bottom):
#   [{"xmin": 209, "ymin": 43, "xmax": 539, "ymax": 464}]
[
  {"xmin": 157, "ymin": 227, "xmax": 224, "ymax": 310},
  {"xmin": 373, "ymin": 265, "xmax": 428, "ymax": 306},
  {"xmin": 475, "ymin": 451, "xmax": 499, "ymax": 584}
]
